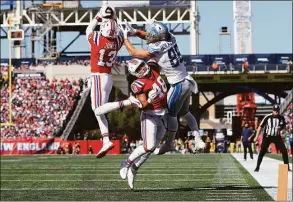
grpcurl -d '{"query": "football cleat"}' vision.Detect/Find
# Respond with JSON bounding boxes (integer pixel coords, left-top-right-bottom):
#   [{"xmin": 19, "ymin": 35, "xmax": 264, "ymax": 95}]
[
  {"xmin": 120, "ymin": 160, "xmax": 129, "ymax": 180},
  {"xmin": 96, "ymin": 141, "xmax": 114, "ymax": 158},
  {"xmin": 127, "ymin": 167, "xmax": 137, "ymax": 189},
  {"xmin": 192, "ymin": 131, "xmax": 206, "ymax": 150},
  {"xmin": 153, "ymin": 143, "xmax": 175, "ymax": 155}
]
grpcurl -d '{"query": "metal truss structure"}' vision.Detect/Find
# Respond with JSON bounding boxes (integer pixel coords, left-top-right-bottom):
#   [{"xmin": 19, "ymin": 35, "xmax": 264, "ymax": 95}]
[
  {"xmin": 233, "ymin": 1, "xmax": 252, "ymax": 54},
  {"xmin": 0, "ymin": 1, "xmax": 200, "ymax": 58}
]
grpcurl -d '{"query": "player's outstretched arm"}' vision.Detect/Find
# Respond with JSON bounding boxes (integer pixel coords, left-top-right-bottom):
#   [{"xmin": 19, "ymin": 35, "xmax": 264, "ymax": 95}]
[
  {"xmin": 136, "ymin": 30, "xmax": 148, "ymax": 40},
  {"xmin": 86, "ymin": 12, "xmax": 101, "ymax": 39},
  {"xmin": 118, "ymin": 21, "xmax": 152, "ymax": 58},
  {"xmin": 94, "ymin": 96, "xmax": 142, "ymax": 116},
  {"xmin": 118, "ymin": 19, "xmax": 148, "ymax": 40},
  {"xmin": 124, "ymin": 39, "xmax": 152, "ymax": 58}
]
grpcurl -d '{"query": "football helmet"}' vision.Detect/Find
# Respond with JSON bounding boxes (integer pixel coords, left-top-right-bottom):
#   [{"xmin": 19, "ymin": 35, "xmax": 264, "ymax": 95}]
[
  {"xmin": 100, "ymin": 5, "xmax": 116, "ymax": 19},
  {"xmin": 128, "ymin": 58, "xmax": 150, "ymax": 78},
  {"xmin": 145, "ymin": 21, "xmax": 170, "ymax": 44},
  {"xmin": 100, "ymin": 18, "xmax": 118, "ymax": 39}
]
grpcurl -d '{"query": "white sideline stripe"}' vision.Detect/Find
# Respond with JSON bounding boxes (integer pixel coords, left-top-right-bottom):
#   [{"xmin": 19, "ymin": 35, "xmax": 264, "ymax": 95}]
[
  {"xmin": 0, "ymin": 179, "xmax": 245, "ymax": 182},
  {"xmin": 0, "ymin": 173, "xmax": 243, "ymax": 176},
  {"xmin": 0, "ymin": 166, "xmax": 240, "ymax": 169},
  {"xmin": 0, "ymin": 186, "xmax": 251, "ymax": 191},
  {"xmin": 232, "ymin": 153, "xmax": 293, "ymax": 201},
  {"xmin": 1, "ymin": 160, "xmax": 22, "ymax": 162},
  {"xmin": 0, "ymin": 170, "xmax": 242, "ymax": 175}
]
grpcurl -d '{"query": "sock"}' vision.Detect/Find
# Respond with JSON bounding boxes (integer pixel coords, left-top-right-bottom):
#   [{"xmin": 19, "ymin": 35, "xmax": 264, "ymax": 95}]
[
  {"xmin": 166, "ymin": 115, "xmax": 178, "ymax": 145},
  {"xmin": 102, "ymin": 133, "xmax": 110, "ymax": 143},
  {"xmin": 183, "ymin": 112, "xmax": 199, "ymax": 132},
  {"xmin": 128, "ymin": 145, "xmax": 147, "ymax": 162},
  {"xmin": 134, "ymin": 152, "xmax": 151, "ymax": 169},
  {"xmin": 96, "ymin": 114, "xmax": 110, "ymax": 144}
]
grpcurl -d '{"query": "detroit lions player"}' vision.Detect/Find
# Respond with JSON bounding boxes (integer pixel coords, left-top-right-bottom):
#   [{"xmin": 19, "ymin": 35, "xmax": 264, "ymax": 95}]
[{"xmin": 118, "ymin": 20, "xmax": 205, "ymax": 154}]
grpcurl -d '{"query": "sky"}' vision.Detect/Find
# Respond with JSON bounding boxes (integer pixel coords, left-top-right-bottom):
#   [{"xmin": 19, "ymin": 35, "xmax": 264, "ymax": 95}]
[{"xmin": 0, "ymin": 0, "xmax": 292, "ymax": 59}]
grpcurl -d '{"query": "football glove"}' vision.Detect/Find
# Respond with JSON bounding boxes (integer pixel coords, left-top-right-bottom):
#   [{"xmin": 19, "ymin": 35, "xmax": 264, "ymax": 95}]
[
  {"xmin": 128, "ymin": 95, "xmax": 142, "ymax": 108},
  {"xmin": 147, "ymin": 89, "xmax": 158, "ymax": 104},
  {"xmin": 124, "ymin": 19, "xmax": 137, "ymax": 35}
]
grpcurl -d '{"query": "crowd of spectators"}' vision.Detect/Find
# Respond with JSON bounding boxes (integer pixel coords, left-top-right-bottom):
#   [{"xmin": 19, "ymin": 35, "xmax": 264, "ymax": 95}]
[
  {"xmin": 282, "ymin": 102, "xmax": 293, "ymax": 156},
  {"xmin": 0, "ymin": 64, "xmax": 9, "ymax": 86},
  {"xmin": 37, "ymin": 59, "xmax": 91, "ymax": 67},
  {"xmin": 0, "ymin": 76, "xmax": 82, "ymax": 139}
]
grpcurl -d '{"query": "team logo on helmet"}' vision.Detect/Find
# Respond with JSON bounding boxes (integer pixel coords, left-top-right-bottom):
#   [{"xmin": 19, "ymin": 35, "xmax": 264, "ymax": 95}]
[{"xmin": 146, "ymin": 21, "xmax": 170, "ymax": 44}]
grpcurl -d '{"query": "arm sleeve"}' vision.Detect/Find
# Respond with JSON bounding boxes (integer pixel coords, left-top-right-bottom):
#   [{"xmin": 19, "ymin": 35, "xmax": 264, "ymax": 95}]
[{"xmin": 86, "ymin": 18, "xmax": 100, "ymax": 40}]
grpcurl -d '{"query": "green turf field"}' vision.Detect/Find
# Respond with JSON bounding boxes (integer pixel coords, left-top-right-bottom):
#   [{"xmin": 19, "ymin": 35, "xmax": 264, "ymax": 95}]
[
  {"xmin": 266, "ymin": 153, "xmax": 293, "ymax": 163},
  {"xmin": 0, "ymin": 154, "xmax": 273, "ymax": 201}
]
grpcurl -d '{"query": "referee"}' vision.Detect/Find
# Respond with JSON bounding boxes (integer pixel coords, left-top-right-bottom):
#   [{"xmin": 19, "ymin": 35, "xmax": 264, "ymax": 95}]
[{"xmin": 253, "ymin": 104, "xmax": 291, "ymax": 172}]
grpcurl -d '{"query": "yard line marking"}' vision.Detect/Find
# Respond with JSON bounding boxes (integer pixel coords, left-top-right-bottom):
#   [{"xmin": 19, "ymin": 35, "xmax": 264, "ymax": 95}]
[
  {"xmin": 0, "ymin": 179, "xmax": 246, "ymax": 182},
  {"xmin": 0, "ymin": 173, "xmax": 243, "ymax": 176},
  {"xmin": 0, "ymin": 186, "xmax": 252, "ymax": 191},
  {"xmin": 0, "ymin": 170, "xmax": 242, "ymax": 174},
  {"xmin": 0, "ymin": 166, "xmax": 240, "ymax": 169}
]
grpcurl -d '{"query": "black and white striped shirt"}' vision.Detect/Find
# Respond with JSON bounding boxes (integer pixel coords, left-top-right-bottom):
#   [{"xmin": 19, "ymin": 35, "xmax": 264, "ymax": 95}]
[{"xmin": 260, "ymin": 113, "xmax": 286, "ymax": 137}]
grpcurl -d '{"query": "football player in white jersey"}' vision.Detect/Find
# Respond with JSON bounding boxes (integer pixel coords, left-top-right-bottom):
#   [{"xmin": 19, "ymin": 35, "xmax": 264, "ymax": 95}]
[{"xmin": 118, "ymin": 20, "xmax": 205, "ymax": 154}]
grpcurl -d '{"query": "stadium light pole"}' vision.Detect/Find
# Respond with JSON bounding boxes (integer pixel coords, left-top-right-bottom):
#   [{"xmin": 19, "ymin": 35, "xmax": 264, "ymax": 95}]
[{"xmin": 190, "ymin": 0, "xmax": 199, "ymax": 55}]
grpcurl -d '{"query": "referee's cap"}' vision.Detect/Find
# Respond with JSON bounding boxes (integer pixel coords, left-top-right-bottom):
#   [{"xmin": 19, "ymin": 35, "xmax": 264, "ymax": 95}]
[{"xmin": 272, "ymin": 104, "xmax": 280, "ymax": 112}]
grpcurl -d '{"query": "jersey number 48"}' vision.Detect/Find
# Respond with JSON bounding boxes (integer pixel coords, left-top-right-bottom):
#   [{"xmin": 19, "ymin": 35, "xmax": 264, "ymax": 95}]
[{"xmin": 152, "ymin": 76, "xmax": 167, "ymax": 98}]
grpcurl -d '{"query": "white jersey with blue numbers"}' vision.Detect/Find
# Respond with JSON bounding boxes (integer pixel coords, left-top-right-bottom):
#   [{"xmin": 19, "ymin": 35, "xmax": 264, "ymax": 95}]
[{"xmin": 147, "ymin": 34, "xmax": 188, "ymax": 85}]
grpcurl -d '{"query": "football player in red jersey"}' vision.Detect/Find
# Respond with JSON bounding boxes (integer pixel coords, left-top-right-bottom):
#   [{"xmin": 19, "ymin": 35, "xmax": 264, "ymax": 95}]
[
  {"xmin": 86, "ymin": 5, "xmax": 125, "ymax": 158},
  {"xmin": 94, "ymin": 58, "xmax": 167, "ymax": 189}
]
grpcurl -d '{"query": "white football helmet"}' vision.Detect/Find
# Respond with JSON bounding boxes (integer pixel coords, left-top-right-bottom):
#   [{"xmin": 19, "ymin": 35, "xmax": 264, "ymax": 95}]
[
  {"xmin": 128, "ymin": 58, "xmax": 150, "ymax": 78},
  {"xmin": 100, "ymin": 5, "xmax": 116, "ymax": 19},
  {"xmin": 100, "ymin": 19, "xmax": 118, "ymax": 39}
]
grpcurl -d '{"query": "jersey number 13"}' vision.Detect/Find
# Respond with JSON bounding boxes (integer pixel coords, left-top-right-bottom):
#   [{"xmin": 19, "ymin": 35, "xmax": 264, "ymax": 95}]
[{"xmin": 97, "ymin": 49, "xmax": 117, "ymax": 67}]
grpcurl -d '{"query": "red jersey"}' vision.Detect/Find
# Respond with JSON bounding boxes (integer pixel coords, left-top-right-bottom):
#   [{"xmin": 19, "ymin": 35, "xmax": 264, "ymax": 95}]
[
  {"xmin": 130, "ymin": 68, "xmax": 167, "ymax": 112},
  {"xmin": 88, "ymin": 30, "xmax": 123, "ymax": 74}
]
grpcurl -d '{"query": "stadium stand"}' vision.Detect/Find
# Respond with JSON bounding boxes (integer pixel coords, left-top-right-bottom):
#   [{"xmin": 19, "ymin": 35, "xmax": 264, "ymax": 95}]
[
  {"xmin": 283, "ymin": 102, "xmax": 293, "ymax": 132},
  {"xmin": 0, "ymin": 76, "xmax": 82, "ymax": 139}
]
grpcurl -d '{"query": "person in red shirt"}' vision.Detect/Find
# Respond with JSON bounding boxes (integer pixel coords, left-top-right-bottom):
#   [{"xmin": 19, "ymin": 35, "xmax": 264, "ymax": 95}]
[
  {"xmin": 94, "ymin": 58, "xmax": 167, "ymax": 189},
  {"xmin": 85, "ymin": 5, "xmax": 124, "ymax": 158}
]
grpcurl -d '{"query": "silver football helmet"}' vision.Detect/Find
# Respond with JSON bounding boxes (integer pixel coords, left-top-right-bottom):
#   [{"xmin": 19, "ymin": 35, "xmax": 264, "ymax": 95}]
[{"xmin": 145, "ymin": 21, "xmax": 170, "ymax": 44}]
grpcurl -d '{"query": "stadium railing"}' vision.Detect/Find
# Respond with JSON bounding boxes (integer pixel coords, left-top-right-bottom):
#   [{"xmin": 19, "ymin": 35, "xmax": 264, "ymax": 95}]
[{"xmin": 61, "ymin": 88, "xmax": 91, "ymax": 140}]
